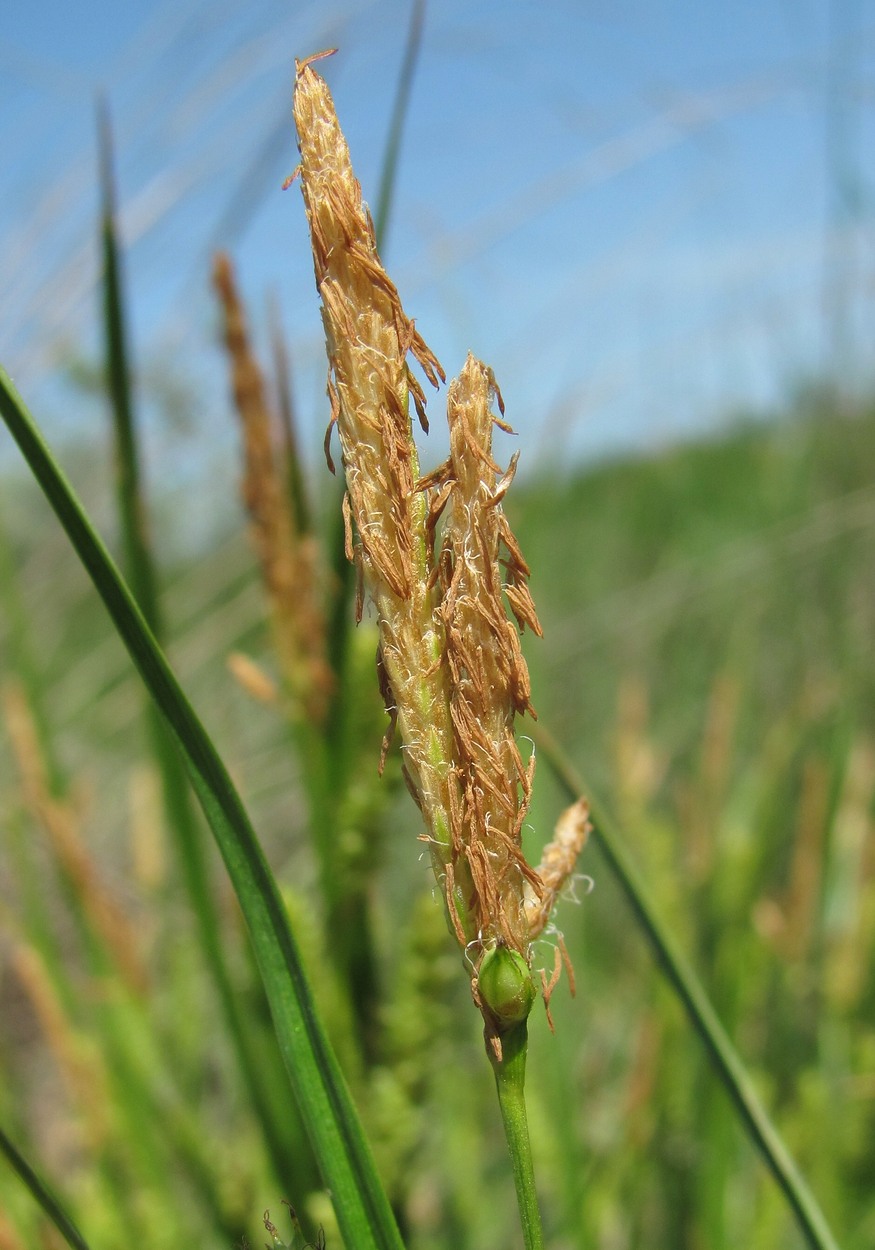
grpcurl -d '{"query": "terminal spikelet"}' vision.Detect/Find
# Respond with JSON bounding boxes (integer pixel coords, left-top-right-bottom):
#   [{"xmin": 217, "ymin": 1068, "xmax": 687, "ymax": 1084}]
[
  {"xmin": 292, "ymin": 53, "xmax": 443, "ymax": 600},
  {"xmin": 293, "ymin": 53, "xmax": 471, "ymax": 935}
]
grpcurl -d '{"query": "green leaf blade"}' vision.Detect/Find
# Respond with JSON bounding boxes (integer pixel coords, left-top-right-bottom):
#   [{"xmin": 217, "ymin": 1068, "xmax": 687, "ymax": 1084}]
[{"xmin": 0, "ymin": 365, "xmax": 404, "ymax": 1250}]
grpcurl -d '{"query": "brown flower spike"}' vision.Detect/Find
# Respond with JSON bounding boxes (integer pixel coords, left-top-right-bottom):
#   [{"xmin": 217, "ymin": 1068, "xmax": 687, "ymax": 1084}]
[
  {"xmin": 292, "ymin": 52, "xmax": 586, "ymax": 1026},
  {"xmin": 213, "ymin": 251, "xmax": 332, "ymax": 723}
]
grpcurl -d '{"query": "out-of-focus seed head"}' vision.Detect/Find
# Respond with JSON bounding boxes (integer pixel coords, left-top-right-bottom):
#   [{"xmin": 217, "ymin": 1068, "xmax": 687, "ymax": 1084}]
[{"xmin": 213, "ymin": 251, "xmax": 333, "ymax": 723}]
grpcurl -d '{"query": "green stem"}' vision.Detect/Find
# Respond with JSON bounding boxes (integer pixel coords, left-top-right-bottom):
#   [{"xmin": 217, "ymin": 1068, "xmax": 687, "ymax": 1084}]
[
  {"xmin": 0, "ymin": 1123, "xmax": 92, "ymax": 1250},
  {"xmin": 373, "ymin": 0, "xmax": 427, "ymax": 254},
  {"xmin": 533, "ymin": 720, "xmax": 842, "ymax": 1250},
  {"xmin": 488, "ymin": 1023, "xmax": 544, "ymax": 1250},
  {"xmin": 98, "ymin": 95, "xmax": 162, "ymax": 635}
]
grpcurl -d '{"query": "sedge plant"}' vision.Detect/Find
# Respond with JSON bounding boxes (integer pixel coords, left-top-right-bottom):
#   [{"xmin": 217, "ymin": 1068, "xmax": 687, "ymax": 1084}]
[
  {"xmin": 290, "ymin": 49, "xmax": 589, "ymax": 1248},
  {"xmin": 0, "ymin": 30, "xmax": 850, "ymax": 1250}
]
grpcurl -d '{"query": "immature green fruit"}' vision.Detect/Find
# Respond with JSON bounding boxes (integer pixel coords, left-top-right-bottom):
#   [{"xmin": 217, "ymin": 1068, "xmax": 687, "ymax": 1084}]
[{"xmin": 478, "ymin": 947, "xmax": 536, "ymax": 1027}]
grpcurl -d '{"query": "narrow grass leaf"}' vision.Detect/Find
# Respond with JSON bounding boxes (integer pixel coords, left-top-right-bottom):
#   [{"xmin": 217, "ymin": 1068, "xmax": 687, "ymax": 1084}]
[
  {"xmin": 98, "ymin": 97, "xmax": 162, "ymax": 635},
  {"xmin": 0, "ymin": 366, "xmax": 405, "ymax": 1250},
  {"xmin": 268, "ymin": 294, "xmax": 312, "ymax": 537},
  {"xmin": 98, "ymin": 102, "xmax": 304, "ymax": 1185},
  {"xmin": 0, "ymin": 1123, "xmax": 92, "ymax": 1250},
  {"xmin": 372, "ymin": 0, "xmax": 427, "ymax": 253},
  {"xmin": 533, "ymin": 719, "xmax": 843, "ymax": 1250}
]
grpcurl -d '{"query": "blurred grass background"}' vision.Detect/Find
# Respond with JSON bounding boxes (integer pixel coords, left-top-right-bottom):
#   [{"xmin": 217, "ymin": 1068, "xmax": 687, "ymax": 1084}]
[
  {"xmin": 2, "ymin": 2, "xmax": 875, "ymax": 1247},
  {"xmin": 1, "ymin": 372, "xmax": 873, "ymax": 1247}
]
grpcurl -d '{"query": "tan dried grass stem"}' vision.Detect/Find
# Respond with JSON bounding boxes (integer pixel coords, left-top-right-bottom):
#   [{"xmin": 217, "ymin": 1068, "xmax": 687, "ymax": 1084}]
[{"xmin": 3, "ymin": 681, "xmax": 150, "ymax": 998}]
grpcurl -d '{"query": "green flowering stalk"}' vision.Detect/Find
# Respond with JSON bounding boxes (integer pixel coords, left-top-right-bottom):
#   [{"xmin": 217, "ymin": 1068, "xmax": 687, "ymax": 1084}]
[{"xmin": 291, "ymin": 51, "xmax": 587, "ymax": 1057}]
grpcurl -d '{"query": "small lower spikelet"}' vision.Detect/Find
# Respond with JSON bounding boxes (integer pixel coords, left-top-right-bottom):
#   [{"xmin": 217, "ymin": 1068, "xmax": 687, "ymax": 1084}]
[{"xmin": 525, "ymin": 799, "xmax": 592, "ymax": 940}]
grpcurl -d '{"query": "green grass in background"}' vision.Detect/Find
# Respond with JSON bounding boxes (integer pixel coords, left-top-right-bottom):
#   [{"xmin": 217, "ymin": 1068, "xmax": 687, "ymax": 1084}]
[
  {"xmin": 1, "ymin": 378, "xmax": 872, "ymax": 1248},
  {"xmin": 516, "ymin": 392, "xmax": 875, "ymax": 1249}
]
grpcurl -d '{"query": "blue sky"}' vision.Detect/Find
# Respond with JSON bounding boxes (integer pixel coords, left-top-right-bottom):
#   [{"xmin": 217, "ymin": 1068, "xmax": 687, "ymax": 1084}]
[{"xmin": 2, "ymin": 0, "xmax": 874, "ymax": 514}]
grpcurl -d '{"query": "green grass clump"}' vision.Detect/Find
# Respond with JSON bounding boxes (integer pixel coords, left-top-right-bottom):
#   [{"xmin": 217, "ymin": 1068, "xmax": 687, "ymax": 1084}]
[{"xmin": 3, "ymin": 367, "xmax": 872, "ymax": 1249}]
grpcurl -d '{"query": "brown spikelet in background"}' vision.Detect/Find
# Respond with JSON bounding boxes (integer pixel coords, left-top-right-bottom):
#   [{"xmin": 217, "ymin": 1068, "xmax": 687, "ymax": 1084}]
[
  {"xmin": 212, "ymin": 251, "xmax": 333, "ymax": 724},
  {"xmin": 11, "ymin": 944, "xmax": 113, "ymax": 1150},
  {"xmin": 3, "ymin": 681, "xmax": 150, "ymax": 998}
]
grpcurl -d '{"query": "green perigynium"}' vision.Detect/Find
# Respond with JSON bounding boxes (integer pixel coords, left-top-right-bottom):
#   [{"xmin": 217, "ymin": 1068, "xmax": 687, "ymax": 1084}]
[{"xmin": 478, "ymin": 947, "xmax": 537, "ymax": 1028}]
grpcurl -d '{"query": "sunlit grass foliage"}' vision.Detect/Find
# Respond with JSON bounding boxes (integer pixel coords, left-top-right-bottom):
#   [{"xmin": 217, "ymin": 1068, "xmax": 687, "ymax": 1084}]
[{"xmin": 1, "ymin": 28, "xmax": 872, "ymax": 1250}]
